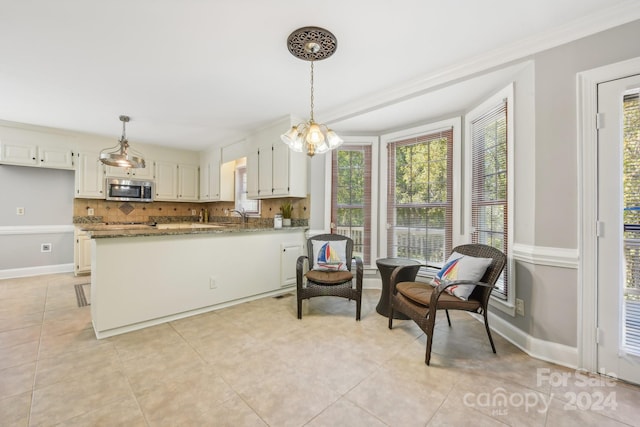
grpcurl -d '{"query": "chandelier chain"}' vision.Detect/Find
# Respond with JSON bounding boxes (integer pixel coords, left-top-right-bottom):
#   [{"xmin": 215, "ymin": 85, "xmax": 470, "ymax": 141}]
[{"xmin": 309, "ymin": 61, "xmax": 315, "ymax": 122}]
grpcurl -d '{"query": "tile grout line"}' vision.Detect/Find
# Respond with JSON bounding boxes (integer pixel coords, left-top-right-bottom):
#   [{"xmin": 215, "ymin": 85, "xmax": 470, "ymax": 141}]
[
  {"xmin": 111, "ymin": 335, "xmax": 153, "ymax": 427},
  {"xmin": 28, "ymin": 279, "xmax": 50, "ymax": 427}
]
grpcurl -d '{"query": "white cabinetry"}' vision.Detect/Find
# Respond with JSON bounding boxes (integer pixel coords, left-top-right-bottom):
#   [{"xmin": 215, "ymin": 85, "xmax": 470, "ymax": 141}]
[
  {"xmin": 200, "ymin": 147, "xmax": 234, "ymax": 201},
  {"xmin": 247, "ymin": 117, "xmax": 307, "ymax": 199},
  {"xmin": 247, "ymin": 146, "xmax": 260, "ymax": 199},
  {"xmin": 154, "ymin": 161, "xmax": 199, "ymax": 201},
  {"xmin": 75, "ymin": 151, "xmax": 105, "ymax": 198},
  {"xmin": 154, "ymin": 161, "xmax": 179, "ymax": 200},
  {"xmin": 74, "ymin": 227, "xmax": 92, "ymax": 276},
  {"xmin": 178, "ymin": 163, "xmax": 199, "ymax": 201},
  {"xmin": 281, "ymin": 242, "xmax": 303, "ymax": 287},
  {"xmin": 105, "ymin": 163, "xmax": 154, "ymax": 179},
  {"xmin": 0, "ymin": 142, "xmax": 73, "ymax": 169}
]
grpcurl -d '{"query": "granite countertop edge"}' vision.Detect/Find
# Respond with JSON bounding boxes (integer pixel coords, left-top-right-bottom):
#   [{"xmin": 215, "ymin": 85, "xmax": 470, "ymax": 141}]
[{"xmin": 84, "ymin": 225, "xmax": 309, "ymax": 239}]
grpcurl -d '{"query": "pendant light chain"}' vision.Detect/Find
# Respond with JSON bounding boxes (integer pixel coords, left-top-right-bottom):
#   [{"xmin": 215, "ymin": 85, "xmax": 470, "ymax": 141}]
[
  {"xmin": 309, "ymin": 60, "xmax": 315, "ymax": 122},
  {"xmin": 121, "ymin": 118, "xmax": 127, "ymax": 143}
]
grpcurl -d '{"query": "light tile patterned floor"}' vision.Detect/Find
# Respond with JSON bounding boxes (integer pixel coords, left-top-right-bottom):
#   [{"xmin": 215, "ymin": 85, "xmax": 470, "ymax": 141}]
[{"xmin": 1, "ymin": 273, "xmax": 639, "ymax": 426}]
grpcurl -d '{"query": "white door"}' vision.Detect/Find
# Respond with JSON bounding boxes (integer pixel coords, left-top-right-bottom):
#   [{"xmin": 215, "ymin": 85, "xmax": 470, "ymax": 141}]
[{"xmin": 597, "ymin": 73, "xmax": 640, "ymax": 385}]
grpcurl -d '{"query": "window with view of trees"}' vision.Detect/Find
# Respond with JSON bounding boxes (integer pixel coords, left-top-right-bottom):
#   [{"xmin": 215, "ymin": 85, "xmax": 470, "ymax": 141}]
[
  {"xmin": 386, "ymin": 129, "xmax": 453, "ymax": 265},
  {"xmin": 470, "ymin": 99, "xmax": 509, "ymax": 299},
  {"xmin": 331, "ymin": 145, "xmax": 372, "ymax": 264}
]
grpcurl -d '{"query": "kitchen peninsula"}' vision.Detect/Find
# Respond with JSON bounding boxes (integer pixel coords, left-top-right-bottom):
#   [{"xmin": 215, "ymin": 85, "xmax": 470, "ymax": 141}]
[{"xmin": 86, "ymin": 223, "xmax": 306, "ymax": 338}]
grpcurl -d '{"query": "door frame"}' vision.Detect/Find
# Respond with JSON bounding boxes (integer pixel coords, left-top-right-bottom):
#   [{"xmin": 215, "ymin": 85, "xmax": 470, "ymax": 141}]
[{"xmin": 578, "ymin": 56, "xmax": 640, "ymax": 373}]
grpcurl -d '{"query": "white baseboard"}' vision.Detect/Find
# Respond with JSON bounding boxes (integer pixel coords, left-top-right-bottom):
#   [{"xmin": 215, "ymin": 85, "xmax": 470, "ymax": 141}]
[
  {"xmin": 470, "ymin": 311, "xmax": 579, "ymax": 369},
  {"xmin": 0, "ymin": 263, "xmax": 74, "ymax": 279}
]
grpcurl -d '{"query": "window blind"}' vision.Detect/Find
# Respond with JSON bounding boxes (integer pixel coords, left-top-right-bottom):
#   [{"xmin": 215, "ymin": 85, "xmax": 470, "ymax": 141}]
[
  {"xmin": 331, "ymin": 145, "xmax": 372, "ymax": 264},
  {"xmin": 387, "ymin": 128, "xmax": 453, "ymax": 265},
  {"xmin": 471, "ymin": 100, "xmax": 509, "ymax": 299},
  {"xmin": 623, "ymin": 89, "xmax": 640, "ymax": 355}
]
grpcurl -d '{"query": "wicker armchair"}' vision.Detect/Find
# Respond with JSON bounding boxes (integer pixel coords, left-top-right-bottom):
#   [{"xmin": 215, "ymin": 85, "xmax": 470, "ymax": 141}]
[
  {"xmin": 296, "ymin": 233, "xmax": 364, "ymax": 320},
  {"xmin": 388, "ymin": 244, "xmax": 506, "ymax": 365}
]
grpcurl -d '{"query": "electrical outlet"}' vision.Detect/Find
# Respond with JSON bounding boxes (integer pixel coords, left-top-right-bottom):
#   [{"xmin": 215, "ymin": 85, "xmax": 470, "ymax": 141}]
[
  {"xmin": 16, "ymin": 207, "xmax": 25, "ymax": 215},
  {"xmin": 41, "ymin": 243, "xmax": 52, "ymax": 253},
  {"xmin": 192, "ymin": 209, "xmax": 197, "ymax": 215},
  {"xmin": 87, "ymin": 208, "xmax": 94, "ymax": 216},
  {"xmin": 209, "ymin": 277, "xmax": 217, "ymax": 289},
  {"xmin": 516, "ymin": 298, "xmax": 525, "ymax": 316}
]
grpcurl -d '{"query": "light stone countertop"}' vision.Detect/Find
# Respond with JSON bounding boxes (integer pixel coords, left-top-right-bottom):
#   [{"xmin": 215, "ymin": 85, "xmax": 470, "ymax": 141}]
[{"xmin": 80, "ymin": 223, "xmax": 308, "ymax": 239}]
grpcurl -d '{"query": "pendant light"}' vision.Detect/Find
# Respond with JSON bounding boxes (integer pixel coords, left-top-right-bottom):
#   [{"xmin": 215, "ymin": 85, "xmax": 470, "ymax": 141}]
[
  {"xmin": 99, "ymin": 115, "xmax": 146, "ymax": 168},
  {"xmin": 281, "ymin": 27, "xmax": 343, "ymax": 157}
]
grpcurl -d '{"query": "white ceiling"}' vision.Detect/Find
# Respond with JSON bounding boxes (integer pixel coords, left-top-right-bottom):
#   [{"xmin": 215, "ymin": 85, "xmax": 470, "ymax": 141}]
[{"xmin": 1, "ymin": 0, "xmax": 638, "ymax": 151}]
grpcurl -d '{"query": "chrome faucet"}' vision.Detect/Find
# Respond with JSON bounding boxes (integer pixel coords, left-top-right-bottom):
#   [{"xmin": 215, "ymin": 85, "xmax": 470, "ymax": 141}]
[{"xmin": 232, "ymin": 208, "xmax": 248, "ymax": 224}]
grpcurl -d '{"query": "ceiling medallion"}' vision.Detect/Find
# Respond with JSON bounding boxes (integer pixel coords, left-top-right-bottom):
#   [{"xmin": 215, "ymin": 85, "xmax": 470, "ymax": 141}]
[{"xmin": 286, "ymin": 26, "xmax": 338, "ymax": 62}]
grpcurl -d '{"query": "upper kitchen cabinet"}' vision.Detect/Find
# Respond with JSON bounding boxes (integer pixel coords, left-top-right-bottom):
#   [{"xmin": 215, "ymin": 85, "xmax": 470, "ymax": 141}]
[
  {"xmin": 154, "ymin": 161, "xmax": 199, "ymax": 201},
  {"xmin": 200, "ymin": 147, "xmax": 234, "ymax": 202},
  {"xmin": 0, "ymin": 142, "xmax": 73, "ymax": 169},
  {"xmin": 246, "ymin": 117, "xmax": 307, "ymax": 199},
  {"xmin": 105, "ymin": 162, "xmax": 154, "ymax": 179},
  {"xmin": 75, "ymin": 151, "xmax": 105, "ymax": 198}
]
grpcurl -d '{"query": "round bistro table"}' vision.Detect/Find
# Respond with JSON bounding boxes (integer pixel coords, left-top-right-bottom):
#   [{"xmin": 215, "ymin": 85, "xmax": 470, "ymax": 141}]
[{"xmin": 375, "ymin": 257, "xmax": 422, "ymax": 319}]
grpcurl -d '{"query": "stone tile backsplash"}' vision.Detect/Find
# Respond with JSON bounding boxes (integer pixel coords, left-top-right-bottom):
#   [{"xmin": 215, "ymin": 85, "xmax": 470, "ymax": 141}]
[{"xmin": 73, "ymin": 196, "xmax": 310, "ymax": 225}]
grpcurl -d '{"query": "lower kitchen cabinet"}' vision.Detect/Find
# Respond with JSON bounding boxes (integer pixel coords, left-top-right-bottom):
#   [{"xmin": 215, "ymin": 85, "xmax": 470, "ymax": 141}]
[
  {"xmin": 90, "ymin": 228, "xmax": 306, "ymax": 338},
  {"xmin": 74, "ymin": 227, "xmax": 92, "ymax": 275},
  {"xmin": 280, "ymin": 242, "xmax": 303, "ymax": 287}
]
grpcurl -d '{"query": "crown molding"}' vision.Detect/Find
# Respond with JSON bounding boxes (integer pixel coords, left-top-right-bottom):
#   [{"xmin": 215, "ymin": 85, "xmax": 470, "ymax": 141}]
[{"xmin": 325, "ymin": 1, "xmax": 640, "ymax": 125}]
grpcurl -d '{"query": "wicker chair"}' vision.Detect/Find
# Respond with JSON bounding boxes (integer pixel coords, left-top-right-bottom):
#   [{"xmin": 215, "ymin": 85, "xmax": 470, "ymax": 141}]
[
  {"xmin": 388, "ymin": 244, "xmax": 506, "ymax": 365},
  {"xmin": 296, "ymin": 233, "xmax": 363, "ymax": 320}
]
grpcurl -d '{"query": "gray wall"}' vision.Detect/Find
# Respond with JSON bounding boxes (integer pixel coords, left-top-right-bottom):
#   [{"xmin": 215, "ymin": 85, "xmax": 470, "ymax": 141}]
[
  {"xmin": 491, "ymin": 19, "xmax": 640, "ymax": 347},
  {"xmin": 534, "ymin": 19, "xmax": 640, "ymax": 249},
  {"xmin": 0, "ymin": 165, "xmax": 74, "ymax": 270}
]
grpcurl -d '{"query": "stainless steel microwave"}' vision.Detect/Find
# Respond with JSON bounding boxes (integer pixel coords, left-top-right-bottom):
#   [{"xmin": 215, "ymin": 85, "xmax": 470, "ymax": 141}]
[{"xmin": 105, "ymin": 178, "xmax": 154, "ymax": 202}]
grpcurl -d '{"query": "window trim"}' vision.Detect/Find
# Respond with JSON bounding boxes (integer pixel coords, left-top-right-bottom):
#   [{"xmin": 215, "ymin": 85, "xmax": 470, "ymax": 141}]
[
  {"xmin": 464, "ymin": 83, "xmax": 515, "ymax": 316},
  {"xmin": 325, "ymin": 136, "xmax": 378, "ymax": 268},
  {"xmin": 380, "ymin": 117, "xmax": 462, "ymax": 266},
  {"xmin": 235, "ymin": 162, "xmax": 260, "ymax": 216}
]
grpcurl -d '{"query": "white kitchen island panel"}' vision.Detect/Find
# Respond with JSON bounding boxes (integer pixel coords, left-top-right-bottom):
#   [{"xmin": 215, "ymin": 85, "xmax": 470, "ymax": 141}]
[{"xmin": 90, "ymin": 228, "xmax": 305, "ymax": 338}]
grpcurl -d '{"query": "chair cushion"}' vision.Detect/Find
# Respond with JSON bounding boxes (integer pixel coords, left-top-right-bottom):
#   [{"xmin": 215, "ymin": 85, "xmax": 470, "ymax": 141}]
[
  {"xmin": 431, "ymin": 252, "xmax": 492, "ymax": 300},
  {"xmin": 306, "ymin": 269, "xmax": 353, "ymax": 284},
  {"xmin": 311, "ymin": 240, "xmax": 348, "ymax": 271},
  {"xmin": 397, "ymin": 282, "xmax": 481, "ymax": 311}
]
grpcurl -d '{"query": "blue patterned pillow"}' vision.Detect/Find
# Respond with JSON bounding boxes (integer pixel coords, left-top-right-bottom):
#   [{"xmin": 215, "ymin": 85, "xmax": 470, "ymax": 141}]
[
  {"xmin": 431, "ymin": 252, "xmax": 492, "ymax": 300},
  {"xmin": 311, "ymin": 240, "xmax": 348, "ymax": 271}
]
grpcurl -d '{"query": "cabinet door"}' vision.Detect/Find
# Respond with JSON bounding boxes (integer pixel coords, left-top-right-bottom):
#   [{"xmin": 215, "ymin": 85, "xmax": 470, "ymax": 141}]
[
  {"xmin": 39, "ymin": 147, "xmax": 74, "ymax": 169},
  {"xmin": 75, "ymin": 151, "xmax": 105, "ymax": 198},
  {"xmin": 200, "ymin": 149, "xmax": 220, "ymax": 201},
  {"xmin": 105, "ymin": 165, "xmax": 130, "ymax": 178},
  {"xmin": 281, "ymin": 242, "xmax": 303, "ymax": 287},
  {"xmin": 246, "ymin": 147, "xmax": 260, "ymax": 199},
  {"xmin": 219, "ymin": 160, "xmax": 235, "ymax": 201},
  {"xmin": 178, "ymin": 163, "xmax": 199, "ymax": 201},
  {"xmin": 272, "ymin": 142, "xmax": 290, "ymax": 196},
  {"xmin": 106, "ymin": 161, "xmax": 153, "ymax": 179},
  {"xmin": 200, "ymin": 161, "xmax": 211, "ymax": 200},
  {"xmin": 130, "ymin": 162, "xmax": 154, "ymax": 179},
  {"xmin": 154, "ymin": 161, "xmax": 179, "ymax": 200},
  {"xmin": 75, "ymin": 231, "xmax": 92, "ymax": 275},
  {"xmin": 258, "ymin": 143, "xmax": 273, "ymax": 197},
  {"xmin": 0, "ymin": 142, "xmax": 38, "ymax": 166}
]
